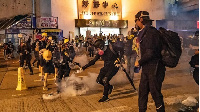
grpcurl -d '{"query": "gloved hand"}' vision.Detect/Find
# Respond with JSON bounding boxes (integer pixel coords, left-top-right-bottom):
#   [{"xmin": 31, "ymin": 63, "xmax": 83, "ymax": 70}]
[
  {"xmin": 76, "ymin": 67, "xmax": 83, "ymax": 73},
  {"xmin": 135, "ymin": 60, "xmax": 140, "ymax": 67},
  {"xmin": 115, "ymin": 63, "xmax": 121, "ymax": 67},
  {"xmin": 114, "ymin": 58, "xmax": 121, "ymax": 67}
]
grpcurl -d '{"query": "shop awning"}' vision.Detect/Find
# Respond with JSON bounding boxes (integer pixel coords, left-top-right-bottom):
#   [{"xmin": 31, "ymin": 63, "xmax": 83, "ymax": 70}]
[{"xmin": 0, "ymin": 14, "xmax": 29, "ymax": 30}]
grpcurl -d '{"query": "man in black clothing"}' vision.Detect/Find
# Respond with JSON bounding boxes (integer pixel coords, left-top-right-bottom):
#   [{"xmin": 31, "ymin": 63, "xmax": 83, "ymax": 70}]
[
  {"xmin": 82, "ymin": 39, "xmax": 124, "ymax": 102},
  {"xmin": 134, "ymin": 11, "xmax": 166, "ymax": 112},
  {"xmin": 56, "ymin": 39, "xmax": 76, "ymax": 92},
  {"xmin": 7, "ymin": 41, "xmax": 15, "ymax": 58},
  {"xmin": 189, "ymin": 49, "xmax": 199, "ymax": 85},
  {"xmin": 32, "ymin": 39, "xmax": 41, "ymax": 68},
  {"xmin": 18, "ymin": 40, "xmax": 33, "ymax": 75}
]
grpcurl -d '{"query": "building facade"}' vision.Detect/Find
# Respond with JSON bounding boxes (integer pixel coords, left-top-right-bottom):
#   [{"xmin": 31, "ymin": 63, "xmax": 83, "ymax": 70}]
[
  {"xmin": 0, "ymin": 0, "xmax": 199, "ymax": 43},
  {"xmin": 51, "ymin": 0, "xmax": 166, "ymax": 37}
]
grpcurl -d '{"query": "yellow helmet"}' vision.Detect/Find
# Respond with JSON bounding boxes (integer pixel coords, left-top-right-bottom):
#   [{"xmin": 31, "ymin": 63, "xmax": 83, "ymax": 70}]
[
  {"xmin": 127, "ymin": 35, "xmax": 134, "ymax": 39},
  {"xmin": 64, "ymin": 39, "xmax": 69, "ymax": 43},
  {"xmin": 112, "ymin": 39, "xmax": 116, "ymax": 42},
  {"xmin": 42, "ymin": 33, "xmax": 47, "ymax": 37},
  {"xmin": 43, "ymin": 50, "xmax": 52, "ymax": 61},
  {"xmin": 48, "ymin": 36, "xmax": 52, "ymax": 40}
]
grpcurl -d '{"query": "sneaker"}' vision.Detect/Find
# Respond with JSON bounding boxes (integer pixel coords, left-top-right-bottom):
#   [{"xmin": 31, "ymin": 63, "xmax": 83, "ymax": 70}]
[
  {"xmin": 98, "ymin": 96, "xmax": 109, "ymax": 102},
  {"xmin": 108, "ymin": 85, "xmax": 114, "ymax": 95},
  {"xmin": 43, "ymin": 86, "xmax": 48, "ymax": 91}
]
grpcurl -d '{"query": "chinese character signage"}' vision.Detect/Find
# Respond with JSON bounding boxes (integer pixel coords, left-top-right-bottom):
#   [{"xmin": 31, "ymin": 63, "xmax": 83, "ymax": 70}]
[
  {"xmin": 10, "ymin": 17, "xmax": 32, "ymax": 29},
  {"xmin": 78, "ymin": 0, "xmax": 122, "ymax": 20},
  {"xmin": 82, "ymin": 0, "xmax": 89, "ymax": 8},
  {"xmin": 93, "ymin": 0, "xmax": 100, "ymax": 8},
  {"xmin": 75, "ymin": 19, "xmax": 128, "ymax": 28},
  {"xmin": 16, "ymin": 17, "xmax": 32, "ymax": 29},
  {"xmin": 37, "ymin": 17, "xmax": 58, "ymax": 28}
]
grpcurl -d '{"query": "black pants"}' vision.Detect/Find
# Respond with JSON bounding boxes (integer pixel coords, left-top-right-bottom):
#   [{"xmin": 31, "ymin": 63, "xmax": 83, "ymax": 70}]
[
  {"xmin": 32, "ymin": 51, "xmax": 40, "ymax": 67},
  {"xmin": 193, "ymin": 68, "xmax": 199, "ymax": 85},
  {"xmin": 89, "ymin": 50, "xmax": 94, "ymax": 57},
  {"xmin": 139, "ymin": 63, "xmax": 165, "ymax": 112},
  {"xmin": 57, "ymin": 64, "xmax": 71, "ymax": 82},
  {"xmin": 20, "ymin": 54, "xmax": 33, "ymax": 73},
  {"xmin": 56, "ymin": 64, "xmax": 71, "ymax": 92},
  {"xmin": 96, "ymin": 64, "xmax": 119, "ymax": 97}
]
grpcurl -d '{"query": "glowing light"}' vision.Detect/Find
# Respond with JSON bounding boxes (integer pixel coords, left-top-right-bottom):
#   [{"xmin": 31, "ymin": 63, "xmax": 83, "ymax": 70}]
[
  {"xmin": 110, "ymin": 15, "xmax": 118, "ymax": 20},
  {"xmin": 83, "ymin": 14, "xmax": 91, "ymax": 19}
]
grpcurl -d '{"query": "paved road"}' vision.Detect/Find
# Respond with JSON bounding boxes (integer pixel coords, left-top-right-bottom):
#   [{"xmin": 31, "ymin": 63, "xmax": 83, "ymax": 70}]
[{"xmin": 0, "ymin": 49, "xmax": 198, "ymax": 112}]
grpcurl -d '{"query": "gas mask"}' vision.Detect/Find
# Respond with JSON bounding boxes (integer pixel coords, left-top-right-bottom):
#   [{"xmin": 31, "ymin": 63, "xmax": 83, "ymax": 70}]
[
  {"xmin": 98, "ymin": 50, "xmax": 104, "ymax": 55},
  {"xmin": 97, "ymin": 46, "xmax": 107, "ymax": 56}
]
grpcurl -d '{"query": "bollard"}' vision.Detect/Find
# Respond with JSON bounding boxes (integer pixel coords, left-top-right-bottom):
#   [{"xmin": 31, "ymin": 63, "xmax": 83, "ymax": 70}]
[{"xmin": 16, "ymin": 67, "xmax": 27, "ymax": 90}]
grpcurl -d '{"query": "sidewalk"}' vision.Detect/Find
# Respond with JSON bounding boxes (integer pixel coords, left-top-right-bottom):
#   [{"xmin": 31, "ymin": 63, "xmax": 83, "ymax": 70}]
[{"xmin": 0, "ymin": 49, "xmax": 198, "ymax": 112}]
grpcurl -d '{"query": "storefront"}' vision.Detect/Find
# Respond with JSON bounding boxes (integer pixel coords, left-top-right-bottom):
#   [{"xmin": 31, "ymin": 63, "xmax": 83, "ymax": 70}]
[
  {"xmin": 5, "ymin": 16, "xmax": 33, "ymax": 47},
  {"xmin": 75, "ymin": 0, "xmax": 128, "ymax": 38},
  {"xmin": 37, "ymin": 17, "xmax": 63, "ymax": 41},
  {"xmin": 75, "ymin": 19, "xmax": 128, "ymax": 37}
]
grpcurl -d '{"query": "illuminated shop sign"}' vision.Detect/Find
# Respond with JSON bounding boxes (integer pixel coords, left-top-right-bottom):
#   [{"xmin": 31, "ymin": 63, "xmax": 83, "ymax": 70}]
[
  {"xmin": 16, "ymin": 17, "xmax": 32, "ymax": 29},
  {"xmin": 78, "ymin": 0, "xmax": 122, "ymax": 20},
  {"xmin": 9, "ymin": 17, "xmax": 32, "ymax": 29},
  {"xmin": 75, "ymin": 19, "xmax": 128, "ymax": 28},
  {"xmin": 82, "ymin": 0, "xmax": 118, "ymax": 9},
  {"xmin": 37, "ymin": 17, "xmax": 58, "ymax": 28}
]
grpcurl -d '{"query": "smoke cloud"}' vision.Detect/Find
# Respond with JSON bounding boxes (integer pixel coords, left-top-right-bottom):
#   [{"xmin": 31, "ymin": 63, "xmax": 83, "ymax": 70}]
[
  {"xmin": 60, "ymin": 69, "xmax": 130, "ymax": 97},
  {"xmin": 73, "ymin": 54, "xmax": 88, "ymax": 67}
]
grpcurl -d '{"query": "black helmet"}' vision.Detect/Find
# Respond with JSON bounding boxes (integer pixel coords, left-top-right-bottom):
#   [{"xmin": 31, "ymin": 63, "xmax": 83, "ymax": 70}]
[{"xmin": 93, "ymin": 39, "xmax": 105, "ymax": 50}]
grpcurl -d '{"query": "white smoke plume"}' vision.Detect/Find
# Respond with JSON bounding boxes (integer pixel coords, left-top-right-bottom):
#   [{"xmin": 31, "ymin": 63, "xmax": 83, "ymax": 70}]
[
  {"xmin": 61, "ymin": 74, "xmax": 89, "ymax": 96},
  {"xmin": 60, "ymin": 70, "xmax": 130, "ymax": 97},
  {"xmin": 73, "ymin": 54, "xmax": 88, "ymax": 67}
]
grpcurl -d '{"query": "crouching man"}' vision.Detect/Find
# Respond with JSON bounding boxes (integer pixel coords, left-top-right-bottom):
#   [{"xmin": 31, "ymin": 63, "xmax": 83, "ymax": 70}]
[{"xmin": 81, "ymin": 39, "xmax": 124, "ymax": 102}]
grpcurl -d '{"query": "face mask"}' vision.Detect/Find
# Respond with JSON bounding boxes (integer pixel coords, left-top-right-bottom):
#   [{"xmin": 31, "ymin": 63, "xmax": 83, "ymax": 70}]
[{"xmin": 98, "ymin": 50, "xmax": 104, "ymax": 55}]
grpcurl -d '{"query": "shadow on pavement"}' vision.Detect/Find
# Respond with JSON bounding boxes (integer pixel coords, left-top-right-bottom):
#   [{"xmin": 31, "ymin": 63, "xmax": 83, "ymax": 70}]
[
  {"xmin": 162, "ymin": 83, "xmax": 180, "ymax": 90},
  {"xmin": 110, "ymin": 92, "xmax": 138, "ymax": 101},
  {"xmin": 83, "ymin": 89, "xmax": 103, "ymax": 96},
  {"xmin": 110, "ymin": 88, "xmax": 137, "ymax": 97}
]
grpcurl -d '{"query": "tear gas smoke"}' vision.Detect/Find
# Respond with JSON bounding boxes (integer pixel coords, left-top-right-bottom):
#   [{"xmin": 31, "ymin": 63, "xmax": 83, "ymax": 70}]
[
  {"xmin": 60, "ymin": 70, "xmax": 130, "ymax": 97},
  {"xmin": 61, "ymin": 74, "xmax": 89, "ymax": 96},
  {"xmin": 73, "ymin": 54, "xmax": 88, "ymax": 67},
  {"xmin": 182, "ymin": 96, "xmax": 198, "ymax": 107},
  {"xmin": 164, "ymin": 94, "xmax": 199, "ymax": 106}
]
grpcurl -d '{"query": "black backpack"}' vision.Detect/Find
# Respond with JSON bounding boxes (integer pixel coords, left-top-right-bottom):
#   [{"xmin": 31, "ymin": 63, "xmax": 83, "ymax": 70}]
[{"xmin": 159, "ymin": 27, "xmax": 182, "ymax": 68}]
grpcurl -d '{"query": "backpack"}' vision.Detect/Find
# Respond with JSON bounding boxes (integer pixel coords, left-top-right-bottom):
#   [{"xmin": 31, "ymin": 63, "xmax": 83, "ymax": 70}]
[
  {"xmin": 109, "ymin": 40, "xmax": 124, "ymax": 58},
  {"xmin": 159, "ymin": 27, "xmax": 182, "ymax": 68},
  {"xmin": 132, "ymin": 37, "xmax": 139, "ymax": 55}
]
